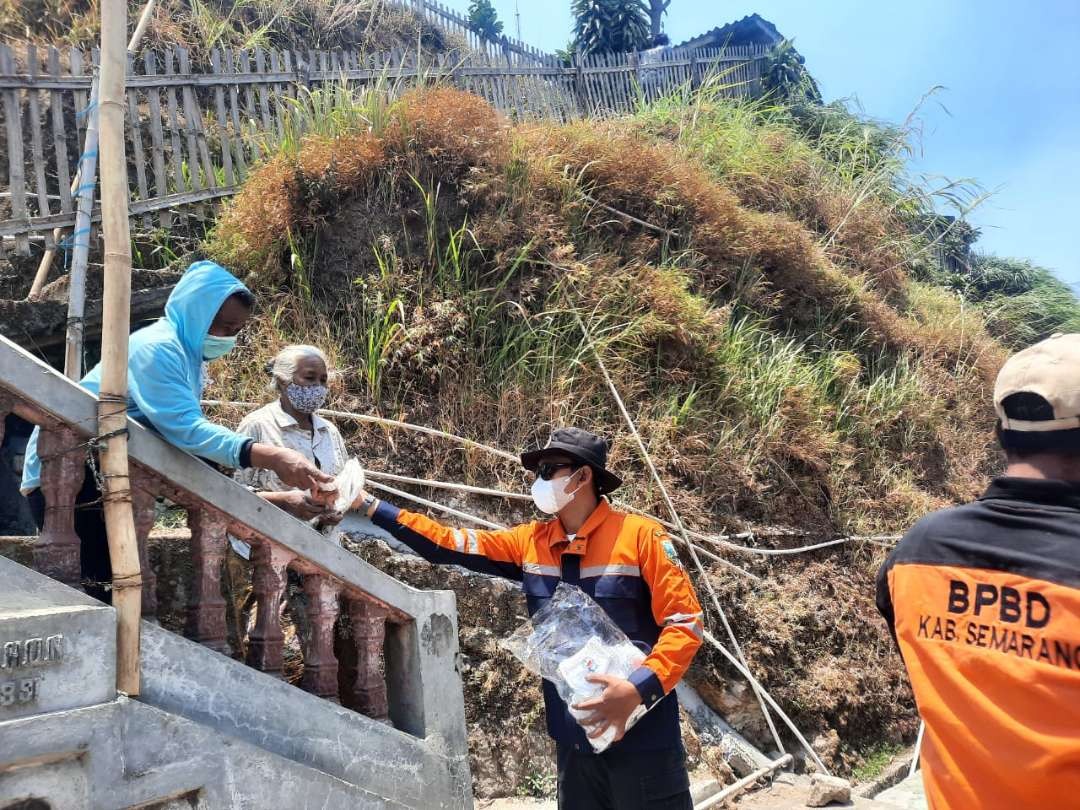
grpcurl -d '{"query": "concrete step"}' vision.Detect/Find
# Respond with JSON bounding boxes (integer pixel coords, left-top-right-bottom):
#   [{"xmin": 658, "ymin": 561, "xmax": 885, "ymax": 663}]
[
  {"xmin": 0, "ymin": 554, "xmax": 115, "ymax": 722},
  {"xmin": 0, "ymin": 554, "xmax": 468, "ymax": 809}
]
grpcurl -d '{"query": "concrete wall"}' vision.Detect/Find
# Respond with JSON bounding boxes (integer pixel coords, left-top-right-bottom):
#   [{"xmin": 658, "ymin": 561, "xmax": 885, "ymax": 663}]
[
  {"xmin": 141, "ymin": 621, "xmax": 472, "ymax": 809},
  {"xmin": 0, "ymin": 698, "xmax": 407, "ymax": 810}
]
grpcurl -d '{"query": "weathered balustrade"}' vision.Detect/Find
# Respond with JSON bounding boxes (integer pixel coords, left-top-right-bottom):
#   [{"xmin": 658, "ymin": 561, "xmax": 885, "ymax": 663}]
[{"xmin": 0, "ymin": 334, "xmax": 466, "ymax": 747}]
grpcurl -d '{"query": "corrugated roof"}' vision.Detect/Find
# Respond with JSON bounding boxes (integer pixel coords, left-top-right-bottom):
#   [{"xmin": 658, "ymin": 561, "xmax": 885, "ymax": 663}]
[{"xmin": 675, "ymin": 13, "xmax": 785, "ymax": 51}]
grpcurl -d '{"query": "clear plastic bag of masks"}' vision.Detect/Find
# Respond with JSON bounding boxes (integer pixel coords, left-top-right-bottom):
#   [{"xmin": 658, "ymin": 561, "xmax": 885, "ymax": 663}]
[{"xmin": 502, "ymin": 582, "xmax": 649, "ymax": 752}]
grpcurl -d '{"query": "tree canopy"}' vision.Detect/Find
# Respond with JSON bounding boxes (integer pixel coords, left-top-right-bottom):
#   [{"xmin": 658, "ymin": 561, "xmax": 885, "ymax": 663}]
[
  {"xmin": 573, "ymin": 0, "xmax": 650, "ymax": 56},
  {"xmin": 468, "ymin": 0, "xmax": 503, "ymax": 41}
]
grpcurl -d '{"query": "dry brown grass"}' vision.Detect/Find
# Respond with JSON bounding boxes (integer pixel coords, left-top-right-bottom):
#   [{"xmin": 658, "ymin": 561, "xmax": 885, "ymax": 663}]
[
  {"xmin": 199, "ymin": 88, "xmax": 1026, "ymax": 769},
  {"xmin": 2, "ymin": 0, "xmax": 460, "ymax": 63}
]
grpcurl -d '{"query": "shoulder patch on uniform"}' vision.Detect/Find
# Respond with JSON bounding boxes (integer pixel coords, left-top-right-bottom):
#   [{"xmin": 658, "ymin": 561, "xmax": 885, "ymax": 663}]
[{"xmin": 661, "ymin": 538, "xmax": 683, "ymax": 568}]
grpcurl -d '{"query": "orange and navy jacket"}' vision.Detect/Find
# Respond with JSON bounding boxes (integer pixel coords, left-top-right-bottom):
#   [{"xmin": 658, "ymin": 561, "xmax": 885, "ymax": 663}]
[
  {"xmin": 372, "ymin": 498, "xmax": 703, "ymax": 752},
  {"xmin": 876, "ymin": 477, "xmax": 1080, "ymax": 809}
]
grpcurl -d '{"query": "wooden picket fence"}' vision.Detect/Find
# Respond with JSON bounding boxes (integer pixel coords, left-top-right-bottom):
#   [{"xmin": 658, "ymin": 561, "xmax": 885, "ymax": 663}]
[{"xmin": 0, "ymin": 38, "xmax": 768, "ymax": 257}]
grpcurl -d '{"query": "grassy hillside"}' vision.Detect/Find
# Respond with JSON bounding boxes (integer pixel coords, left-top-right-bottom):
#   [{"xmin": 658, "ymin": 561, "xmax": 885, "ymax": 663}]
[
  {"xmin": 194, "ymin": 80, "xmax": 1071, "ymax": 780},
  {"xmin": 208, "ymin": 82, "xmax": 1007, "ymax": 535},
  {"xmin": 1, "ymin": 0, "xmax": 459, "ymax": 59}
]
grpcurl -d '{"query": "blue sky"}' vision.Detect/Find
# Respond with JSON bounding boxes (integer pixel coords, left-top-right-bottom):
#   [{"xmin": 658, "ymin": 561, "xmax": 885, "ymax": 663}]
[{"xmin": 452, "ymin": 0, "xmax": 1080, "ymax": 287}]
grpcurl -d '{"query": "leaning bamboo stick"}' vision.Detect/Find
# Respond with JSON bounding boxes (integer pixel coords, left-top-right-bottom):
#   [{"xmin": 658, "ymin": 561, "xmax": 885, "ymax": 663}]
[
  {"xmin": 97, "ymin": 0, "xmax": 142, "ymax": 696},
  {"xmin": 30, "ymin": 0, "xmax": 157, "ymax": 380},
  {"xmin": 693, "ymin": 754, "xmax": 792, "ymax": 810},
  {"xmin": 29, "ymin": 0, "xmax": 159, "ymax": 301}
]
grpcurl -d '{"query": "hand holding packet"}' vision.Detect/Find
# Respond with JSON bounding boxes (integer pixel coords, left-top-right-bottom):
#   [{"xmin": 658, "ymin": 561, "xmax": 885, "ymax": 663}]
[{"xmin": 503, "ymin": 583, "xmax": 651, "ymax": 752}]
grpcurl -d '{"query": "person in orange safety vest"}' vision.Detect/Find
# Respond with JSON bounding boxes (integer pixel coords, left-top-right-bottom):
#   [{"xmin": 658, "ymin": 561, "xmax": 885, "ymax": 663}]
[
  {"xmin": 877, "ymin": 334, "xmax": 1080, "ymax": 809},
  {"xmin": 355, "ymin": 427, "xmax": 704, "ymax": 810}
]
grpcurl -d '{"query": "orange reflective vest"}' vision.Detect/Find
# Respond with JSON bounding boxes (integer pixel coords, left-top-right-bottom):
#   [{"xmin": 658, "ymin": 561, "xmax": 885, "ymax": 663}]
[
  {"xmin": 877, "ymin": 477, "xmax": 1080, "ymax": 809},
  {"xmin": 372, "ymin": 498, "xmax": 703, "ymax": 752}
]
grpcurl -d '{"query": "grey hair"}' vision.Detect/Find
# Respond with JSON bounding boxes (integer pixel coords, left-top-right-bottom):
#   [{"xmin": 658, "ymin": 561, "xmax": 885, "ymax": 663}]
[{"xmin": 267, "ymin": 344, "xmax": 330, "ymax": 392}]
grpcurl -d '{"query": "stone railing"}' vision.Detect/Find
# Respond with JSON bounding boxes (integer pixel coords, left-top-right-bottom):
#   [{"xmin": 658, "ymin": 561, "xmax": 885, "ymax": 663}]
[{"xmin": 0, "ymin": 335, "xmax": 469, "ymax": 772}]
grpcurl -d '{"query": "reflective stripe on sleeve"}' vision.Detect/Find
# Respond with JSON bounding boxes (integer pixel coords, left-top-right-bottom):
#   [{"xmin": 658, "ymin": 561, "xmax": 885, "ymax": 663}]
[
  {"xmin": 664, "ymin": 612, "xmax": 704, "ymax": 638},
  {"xmin": 580, "ymin": 564, "xmax": 642, "ymax": 579},
  {"xmin": 522, "ymin": 562, "xmax": 561, "ymax": 576}
]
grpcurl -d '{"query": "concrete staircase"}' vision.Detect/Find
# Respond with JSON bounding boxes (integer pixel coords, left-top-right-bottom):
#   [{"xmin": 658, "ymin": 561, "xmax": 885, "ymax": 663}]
[
  {"xmin": 0, "ymin": 333, "xmax": 474, "ymax": 809},
  {"xmin": 0, "ymin": 555, "xmax": 463, "ymax": 809}
]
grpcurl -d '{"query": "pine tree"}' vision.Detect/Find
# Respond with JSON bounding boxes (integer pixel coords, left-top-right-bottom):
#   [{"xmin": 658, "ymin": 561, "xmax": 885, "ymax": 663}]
[
  {"xmin": 572, "ymin": 0, "xmax": 650, "ymax": 56},
  {"xmin": 468, "ymin": 0, "xmax": 504, "ymax": 41}
]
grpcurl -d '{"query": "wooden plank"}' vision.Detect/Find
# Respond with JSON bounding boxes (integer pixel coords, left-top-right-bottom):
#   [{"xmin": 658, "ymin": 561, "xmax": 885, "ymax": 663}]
[
  {"xmin": 253, "ymin": 47, "xmax": 273, "ymax": 141},
  {"xmin": 209, "ymin": 50, "xmax": 234, "ymax": 188},
  {"xmin": 0, "ymin": 45, "xmax": 30, "ymax": 254},
  {"xmin": 162, "ymin": 48, "xmax": 191, "ymax": 223},
  {"xmin": 507, "ymin": 47, "xmax": 525, "ymax": 120},
  {"xmin": 283, "ymin": 51, "xmax": 298, "ymax": 103},
  {"xmin": 268, "ymin": 49, "xmax": 285, "ymax": 143},
  {"xmin": 143, "ymin": 51, "xmax": 171, "ymax": 229},
  {"xmin": 239, "ymin": 50, "xmax": 261, "ymax": 164},
  {"xmin": 125, "ymin": 52, "xmax": 151, "ymax": 228},
  {"xmin": 25, "ymin": 46, "xmax": 52, "ymax": 241},
  {"xmin": 0, "ymin": 185, "xmax": 238, "ymax": 238},
  {"xmin": 586, "ymin": 53, "xmax": 603, "ymax": 116},
  {"xmin": 178, "ymin": 48, "xmax": 216, "ymax": 194},
  {"xmin": 591, "ymin": 53, "xmax": 609, "ymax": 116},
  {"xmin": 69, "ymin": 48, "xmax": 87, "ymax": 151},
  {"xmin": 47, "ymin": 47, "xmax": 73, "ymax": 214},
  {"xmin": 225, "ymin": 49, "xmax": 251, "ymax": 174}
]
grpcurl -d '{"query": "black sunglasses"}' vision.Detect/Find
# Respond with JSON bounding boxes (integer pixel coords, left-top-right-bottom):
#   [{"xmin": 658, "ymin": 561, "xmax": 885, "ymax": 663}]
[{"xmin": 536, "ymin": 462, "xmax": 579, "ymax": 481}]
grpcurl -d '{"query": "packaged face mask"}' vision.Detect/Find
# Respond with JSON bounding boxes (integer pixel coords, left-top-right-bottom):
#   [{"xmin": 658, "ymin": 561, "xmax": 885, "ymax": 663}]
[{"xmin": 503, "ymin": 583, "xmax": 651, "ymax": 753}]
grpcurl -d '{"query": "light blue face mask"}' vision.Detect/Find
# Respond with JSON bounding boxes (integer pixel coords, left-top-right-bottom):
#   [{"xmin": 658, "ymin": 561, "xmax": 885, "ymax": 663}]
[{"xmin": 202, "ymin": 334, "xmax": 238, "ymax": 360}]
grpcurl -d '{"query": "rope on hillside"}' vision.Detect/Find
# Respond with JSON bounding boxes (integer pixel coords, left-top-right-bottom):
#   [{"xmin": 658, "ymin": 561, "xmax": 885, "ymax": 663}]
[
  {"xmin": 201, "ymin": 400, "xmax": 519, "ymax": 462},
  {"xmin": 203, "ymin": 399, "xmax": 897, "ymax": 559},
  {"xmin": 365, "ymin": 470, "xmax": 533, "ymax": 500},
  {"xmin": 203, "ymin": 399, "xmax": 760, "ymax": 581},
  {"xmin": 571, "ymin": 310, "xmax": 805, "ymax": 769},
  {"xmin": 703, "ymin": 630, "xmax": 828, "ymax": 774}
]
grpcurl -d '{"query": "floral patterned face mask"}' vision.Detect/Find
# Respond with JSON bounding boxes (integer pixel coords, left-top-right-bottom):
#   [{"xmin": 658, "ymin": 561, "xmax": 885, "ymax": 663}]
[{"xmin": 285, "ymin": 383, "xmax": 328, "ymax": 414}]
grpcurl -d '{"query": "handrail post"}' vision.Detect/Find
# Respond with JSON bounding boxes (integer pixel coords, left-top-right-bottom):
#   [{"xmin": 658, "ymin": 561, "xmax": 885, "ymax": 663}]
[
  {"xmin": 247, "ymin": 539, "xmax": 293, "ymax": 677},
  {"xmin": 187, "ymin": 506, "xmax": 230, "ymax": 654},
  {"xmin": 341, "ymin": 597, "xmax": 390, "ymax": 721},
  {"xmin": 130, "ymin": 467, "xmax": 158, "ymax": 621},
  {"xmin": 300, "ymin": 573, "xmax": 341, "ymax": 701},
  {"xmin": 34, "ymin": 426, "xmax": 86, "ymax": 589}
]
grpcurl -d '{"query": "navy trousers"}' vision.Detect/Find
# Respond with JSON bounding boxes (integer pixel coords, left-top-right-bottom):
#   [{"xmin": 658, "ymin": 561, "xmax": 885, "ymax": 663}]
[{"xmin": 556, "ymin": 744, "xmax": 693, "ymax": 810}]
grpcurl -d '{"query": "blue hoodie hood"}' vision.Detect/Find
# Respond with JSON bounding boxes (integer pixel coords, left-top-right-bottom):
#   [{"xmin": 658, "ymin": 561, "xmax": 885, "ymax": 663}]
[
  {"xmin": 21, "ymin": 261, "xmax": 254, "ymax": 492},
  {"xmin": 166, "ymin": 260, "xmax": 251, "ymax": 361}
]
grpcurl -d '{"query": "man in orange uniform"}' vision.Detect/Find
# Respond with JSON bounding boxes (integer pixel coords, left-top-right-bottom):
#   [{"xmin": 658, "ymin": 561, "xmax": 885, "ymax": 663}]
[
  {"xmin": 877, "ymin": 334, "xmax": 1080, "ymax": 809},
  {"xmin": 356, "ymin": 427, "xmax": 703, "ymax": 809}
]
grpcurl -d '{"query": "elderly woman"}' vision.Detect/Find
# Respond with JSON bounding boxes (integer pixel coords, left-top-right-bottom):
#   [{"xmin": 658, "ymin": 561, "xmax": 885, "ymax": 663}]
[
  {"xmin": 234, "ymin": 344, "xmax": 348, "ymax": 537},
  {"xmin": 226, "ymin": 344, "xmax": 352, "ymax": 659}
]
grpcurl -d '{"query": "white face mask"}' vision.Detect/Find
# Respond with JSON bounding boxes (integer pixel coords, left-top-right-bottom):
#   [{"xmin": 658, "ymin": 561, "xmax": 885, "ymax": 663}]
[{"xmin": 531, "ymin": 471, "xmax": 584, "ymax": 515}]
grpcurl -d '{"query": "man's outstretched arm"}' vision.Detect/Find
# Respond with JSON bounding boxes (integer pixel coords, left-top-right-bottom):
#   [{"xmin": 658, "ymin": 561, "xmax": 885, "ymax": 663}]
[{"xmin": 365, "ymin": 495, "xmax": 530, "ymax": 581}]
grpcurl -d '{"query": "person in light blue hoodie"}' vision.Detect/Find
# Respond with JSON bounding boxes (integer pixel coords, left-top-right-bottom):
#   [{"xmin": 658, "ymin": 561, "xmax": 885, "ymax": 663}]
[{"xmin": 21, "ymin": 260, "xmax": 333, "ymax": 602}]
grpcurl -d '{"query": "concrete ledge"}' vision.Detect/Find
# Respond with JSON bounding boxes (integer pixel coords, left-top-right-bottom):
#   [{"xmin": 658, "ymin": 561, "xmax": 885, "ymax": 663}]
[
  {"xmin": 140, "ymin": 620, "xmax": 472, "ymax": 809},
  {"xmin": 0, "ymin": 697, "xmax": 414, "ymax": 809},
  {"xmin": 0, "ymin": 556, "xmax": 115, "ymax": 722}
]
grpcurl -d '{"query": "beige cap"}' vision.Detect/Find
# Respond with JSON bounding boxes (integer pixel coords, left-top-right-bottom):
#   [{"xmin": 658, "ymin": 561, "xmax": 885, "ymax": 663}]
[{"xmin": 995, "ymin": 333, "xmax": 1080, "ymax": 432}]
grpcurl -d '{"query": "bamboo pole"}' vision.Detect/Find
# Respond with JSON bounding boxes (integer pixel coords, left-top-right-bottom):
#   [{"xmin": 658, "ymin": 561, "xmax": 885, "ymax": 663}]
[
  {"xmin": 62, "ymin": 81, "xmax": 97, "ymax": 379},
  {"xmin": 30, "ymin": 0, "xmax": 158, "ymax": 380},
  {"xmin": 693, "ymin": 754, "xmax": 792, "ymax": 810},
  {"xmin": 98, "ymin": 0, "xmax": 142, "ymax": 695}
]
